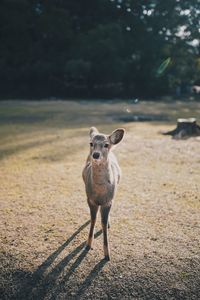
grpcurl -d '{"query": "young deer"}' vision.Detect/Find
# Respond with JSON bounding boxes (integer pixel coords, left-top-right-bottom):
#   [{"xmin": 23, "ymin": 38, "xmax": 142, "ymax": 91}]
[{"xmin": 82, "ymin": 127, "xmax": 125, "ymax": 261}]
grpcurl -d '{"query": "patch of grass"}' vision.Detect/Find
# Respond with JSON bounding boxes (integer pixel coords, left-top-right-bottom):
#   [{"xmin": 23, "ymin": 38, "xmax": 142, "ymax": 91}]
[
  {"xmin": 0, "ymin": 100, "xmax": 200, "ymax": 300},
  {"xmin": 179, "ymin": 271, "xmax": 190, "ymax": 279}
]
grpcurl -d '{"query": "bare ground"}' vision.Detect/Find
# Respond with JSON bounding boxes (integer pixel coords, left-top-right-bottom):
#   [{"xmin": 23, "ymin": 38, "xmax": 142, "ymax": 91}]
[{"xmin": 0, "ymin": 100, "xmax": 200, "ymax": 300}]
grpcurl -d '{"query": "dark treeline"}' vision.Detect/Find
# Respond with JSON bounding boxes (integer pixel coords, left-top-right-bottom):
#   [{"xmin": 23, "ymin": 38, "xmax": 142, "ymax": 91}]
[{"xmin": 0, "ymin": 0, "xmax": 199, "ymax": 99}]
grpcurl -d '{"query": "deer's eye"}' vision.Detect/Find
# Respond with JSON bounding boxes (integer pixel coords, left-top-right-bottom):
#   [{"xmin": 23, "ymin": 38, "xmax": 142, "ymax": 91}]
[
  {"xmin": 90, "ymin": 142, "xmax": 93, "ymax": 147},
  {"xmin": 104, "ymin": 143, "xmax": 109, "ymax": 148}
]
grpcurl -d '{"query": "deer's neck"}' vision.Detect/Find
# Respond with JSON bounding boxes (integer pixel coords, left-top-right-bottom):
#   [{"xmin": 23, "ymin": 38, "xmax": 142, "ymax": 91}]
[{"xmin": 91, "ymin": 160, "xmax": 113, "ymax": 185}]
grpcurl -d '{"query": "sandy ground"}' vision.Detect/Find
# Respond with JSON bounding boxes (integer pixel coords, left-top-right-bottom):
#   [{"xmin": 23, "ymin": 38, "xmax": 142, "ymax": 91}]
[{"xmin": 0, "ymin": 100, "xmax": 200, "ymax": 300}]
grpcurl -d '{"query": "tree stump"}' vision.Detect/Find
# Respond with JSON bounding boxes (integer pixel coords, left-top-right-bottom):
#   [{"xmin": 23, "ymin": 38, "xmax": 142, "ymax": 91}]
[{"xmin": 162, "ymin": 118, "xmax": 200, "ymax": 139}]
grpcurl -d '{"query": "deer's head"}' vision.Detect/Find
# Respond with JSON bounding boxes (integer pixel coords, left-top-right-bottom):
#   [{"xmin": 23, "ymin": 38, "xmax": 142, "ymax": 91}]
[{"xmin": 89, "ymin": 127, "xmax": 125, "ymax": 164}]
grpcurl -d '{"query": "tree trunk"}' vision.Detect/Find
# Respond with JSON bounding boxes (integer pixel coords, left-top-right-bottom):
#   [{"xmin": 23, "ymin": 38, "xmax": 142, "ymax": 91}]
[{"xmin": 162, "ymin": 118, "xmax": 200, "ymax": 139}]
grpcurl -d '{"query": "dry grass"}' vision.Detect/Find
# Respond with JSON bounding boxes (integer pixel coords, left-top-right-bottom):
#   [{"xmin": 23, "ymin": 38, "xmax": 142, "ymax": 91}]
[{"xmin": 0, "ymin": 100, "xmax": 200, "ymax": 299}]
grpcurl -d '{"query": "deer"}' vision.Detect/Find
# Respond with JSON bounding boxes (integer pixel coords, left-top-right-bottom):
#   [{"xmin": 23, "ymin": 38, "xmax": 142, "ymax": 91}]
[{"xmin": 82, "ymin": 126, "xmax": 125, "ymax": 261}]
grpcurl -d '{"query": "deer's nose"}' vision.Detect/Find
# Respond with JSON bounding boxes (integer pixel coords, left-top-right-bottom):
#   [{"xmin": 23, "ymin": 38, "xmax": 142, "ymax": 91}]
[{"xmin": 93, "ymin": 152, "xmax": 100, "ymax": 159}]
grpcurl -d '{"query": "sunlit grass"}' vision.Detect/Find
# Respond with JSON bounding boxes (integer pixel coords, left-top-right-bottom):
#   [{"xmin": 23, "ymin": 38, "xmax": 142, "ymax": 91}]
[{"xmin": 0, "ymin": 100, "xmax": 200, "ymax": 299}]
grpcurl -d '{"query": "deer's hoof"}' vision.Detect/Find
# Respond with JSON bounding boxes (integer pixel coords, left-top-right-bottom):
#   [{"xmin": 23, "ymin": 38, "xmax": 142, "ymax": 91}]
[
  {"xmin": 104, "ymin": 255, "xmax": 110, "ymax": 261},
  {"xmin": 85, "ymin": 245, "xmax": 92, "ymax": 251}
]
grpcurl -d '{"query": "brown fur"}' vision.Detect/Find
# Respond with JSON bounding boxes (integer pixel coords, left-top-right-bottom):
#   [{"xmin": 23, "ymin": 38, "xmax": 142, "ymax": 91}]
[{"xmin": 82, "ymin": 127, "xmax": 125, "ymax": 260}]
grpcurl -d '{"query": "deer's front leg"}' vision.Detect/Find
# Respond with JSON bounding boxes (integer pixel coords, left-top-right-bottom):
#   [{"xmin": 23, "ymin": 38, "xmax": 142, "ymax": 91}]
[
  {"xmin": 86, "ymin": 202, "xmax": 99, "ymax": 251},
  {"xmin": 101, "ymin": 205, "xmax": 111, "ymax": 261}
]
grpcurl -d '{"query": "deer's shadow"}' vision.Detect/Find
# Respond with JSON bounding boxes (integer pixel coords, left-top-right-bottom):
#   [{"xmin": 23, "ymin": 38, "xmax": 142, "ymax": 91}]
[{"xmin": 16, "ymin": 221, "xmax": 107, "ymax": 300}]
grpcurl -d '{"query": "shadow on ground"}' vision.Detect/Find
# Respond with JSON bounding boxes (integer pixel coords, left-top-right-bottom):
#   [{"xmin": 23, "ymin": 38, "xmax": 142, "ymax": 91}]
[
  {"xmin": 1, "ymin": 221, "xmax": 200, "ymax": 300},
  {"xmin": 12, "ymin": 221, "xmax": 107, "ymax": 300}
]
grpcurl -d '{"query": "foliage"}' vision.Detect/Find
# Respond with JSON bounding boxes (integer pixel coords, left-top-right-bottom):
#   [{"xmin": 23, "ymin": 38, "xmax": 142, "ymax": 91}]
[{"xmin": 0, "ymin": 0, "xmax": 199, "ymax": 98}]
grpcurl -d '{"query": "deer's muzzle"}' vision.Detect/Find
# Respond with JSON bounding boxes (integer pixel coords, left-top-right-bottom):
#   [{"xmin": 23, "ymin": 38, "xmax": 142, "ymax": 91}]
[{"xmin": 92, "ymin": 152, "xmax": 100, "ymax": 159}]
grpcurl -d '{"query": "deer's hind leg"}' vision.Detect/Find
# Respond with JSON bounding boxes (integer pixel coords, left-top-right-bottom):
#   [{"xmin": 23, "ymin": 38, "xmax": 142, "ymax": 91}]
[
  {"xmin": 86, "ymin": 202, "xmax": 99, "ymax": 251},
  {"xmin": 108, "ymin": 216, "xmax": 111, "ymax": 229},
  {"xmin": 101, "ymin": 205, "xmax": 111, "ymax": 261}
]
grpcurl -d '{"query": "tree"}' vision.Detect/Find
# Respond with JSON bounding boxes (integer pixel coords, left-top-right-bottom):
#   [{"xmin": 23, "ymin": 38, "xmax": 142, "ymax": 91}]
[{"xmin": 0, "ymin": 0, "xmax": 199, "ymax": 98}]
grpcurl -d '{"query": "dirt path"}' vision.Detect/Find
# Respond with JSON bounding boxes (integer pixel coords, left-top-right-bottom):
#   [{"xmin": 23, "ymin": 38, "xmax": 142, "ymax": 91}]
[{"xmin": 0, "ymin": 101, "xmax": 200, "ymax": 299}]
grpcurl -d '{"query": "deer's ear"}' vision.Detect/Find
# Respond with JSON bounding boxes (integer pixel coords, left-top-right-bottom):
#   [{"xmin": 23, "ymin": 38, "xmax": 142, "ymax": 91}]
[
  {"xmin": 109, "ymin": 128, "xmax": 125, "ymax": 145},
  {"xmin": 89, "ymin": 127, "xmax": 99, "ymax": 138}
]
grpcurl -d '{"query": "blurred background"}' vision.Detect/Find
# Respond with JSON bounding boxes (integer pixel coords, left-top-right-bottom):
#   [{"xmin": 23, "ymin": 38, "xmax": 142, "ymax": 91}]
[{"xmin": 0, "ymin": 0, "xmax": 199, "ymax": 99}]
